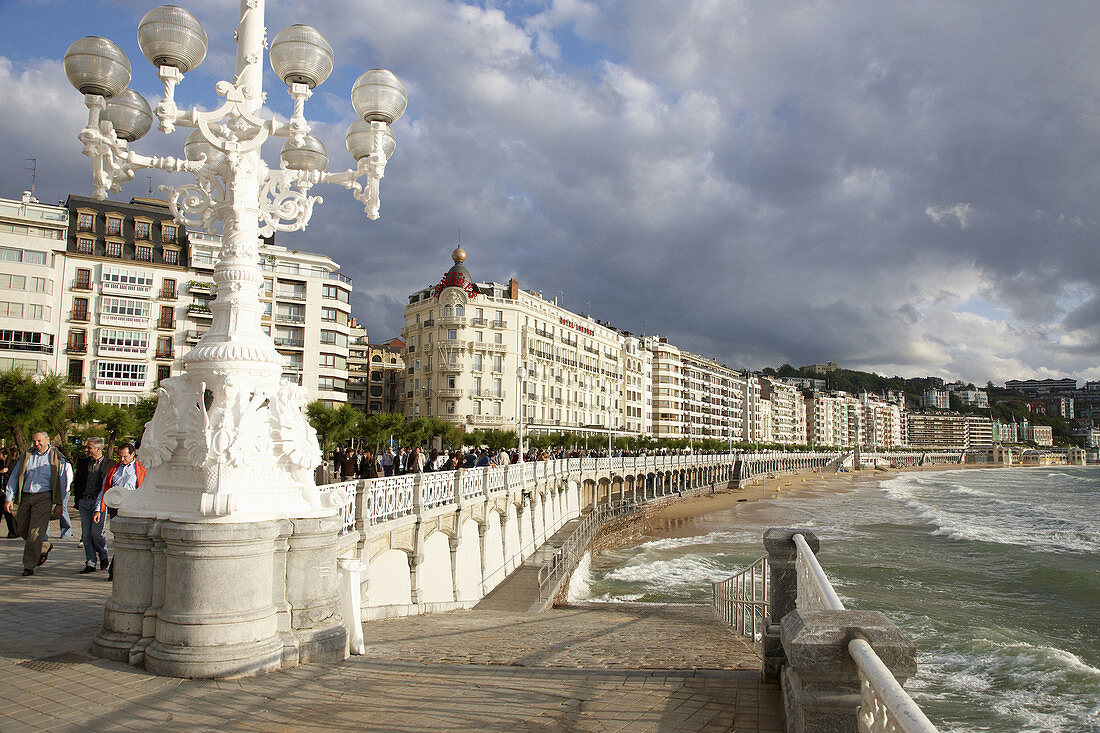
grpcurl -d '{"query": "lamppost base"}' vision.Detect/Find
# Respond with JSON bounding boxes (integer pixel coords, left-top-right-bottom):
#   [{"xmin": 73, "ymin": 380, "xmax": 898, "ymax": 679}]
[{"xmin": 92, "ymin": 514, "xmax": 347, "ymax": 678}]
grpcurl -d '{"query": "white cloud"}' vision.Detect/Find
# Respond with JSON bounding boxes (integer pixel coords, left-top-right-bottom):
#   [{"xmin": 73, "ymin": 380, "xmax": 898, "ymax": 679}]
[{"xmin": 924, "ymin": 202, "xmax": 973, "ymax": 229}]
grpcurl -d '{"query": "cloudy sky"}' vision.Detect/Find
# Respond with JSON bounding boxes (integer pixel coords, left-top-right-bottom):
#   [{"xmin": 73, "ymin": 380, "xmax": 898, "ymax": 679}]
[{"xmin": 2, "ymin": 0, "xmax": 1099, "ymax": 385}]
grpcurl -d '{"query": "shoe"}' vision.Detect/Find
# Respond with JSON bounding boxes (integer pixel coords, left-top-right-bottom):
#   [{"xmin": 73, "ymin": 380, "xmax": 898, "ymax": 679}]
[
  {"xmin": 21, "ymin": 569, "xmax": 33, "ymax": 576},
  {"xmin": 5, "ymin": 533, "xmax": 17, "ymax": 539},
  {"xmin": 79, "ymin": 565, "xmax": 97, "ymax": 574},
  {"xmin": 59, "ymin": 532, "xmax": 73, "ymax": 540},
  {"xmin": 37, "ymin": 543, "xmax": 53, "ymax": 566},
  {"xmin": 101, "ymin": 558, "xmax": 110, "ymax": 570}
]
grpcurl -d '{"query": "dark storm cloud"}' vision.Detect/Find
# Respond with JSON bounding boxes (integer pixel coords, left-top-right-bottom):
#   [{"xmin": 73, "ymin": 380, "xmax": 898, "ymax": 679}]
[{"xmin": 3, "ymin": 0, "xmax": 1100, "ymax": 383}]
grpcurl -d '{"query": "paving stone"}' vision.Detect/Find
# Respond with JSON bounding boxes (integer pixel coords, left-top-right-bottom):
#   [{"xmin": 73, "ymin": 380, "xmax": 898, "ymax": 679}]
[{"xmin": 1, "ymin": 516, "xmax": 782, "ymax": 731}]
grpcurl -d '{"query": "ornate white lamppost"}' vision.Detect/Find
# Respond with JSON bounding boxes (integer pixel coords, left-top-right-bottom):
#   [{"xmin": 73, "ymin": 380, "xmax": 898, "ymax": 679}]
[{"xmin": 63, "ymin": 2, "xmax": 405, "ymax": 678}]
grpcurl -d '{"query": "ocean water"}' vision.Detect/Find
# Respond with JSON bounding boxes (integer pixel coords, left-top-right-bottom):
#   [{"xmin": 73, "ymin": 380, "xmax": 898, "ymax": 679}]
[{"xmin": 570, "ymin": 467, "xmax": 1100, "ymax": 732}]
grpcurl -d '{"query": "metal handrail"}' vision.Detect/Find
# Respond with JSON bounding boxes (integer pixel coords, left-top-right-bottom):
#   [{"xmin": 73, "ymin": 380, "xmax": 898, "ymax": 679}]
[
  {"xmin": 536, "ymin": 499, "xmax": 640, "ymax": 602},
  {"xmin": 712, "ymin": 555, "xmax": 769, "ymax": 645}
]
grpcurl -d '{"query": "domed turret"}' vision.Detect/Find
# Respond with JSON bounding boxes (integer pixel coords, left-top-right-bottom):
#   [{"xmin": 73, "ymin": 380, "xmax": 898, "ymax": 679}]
[{"xmin": 433, "ymin": 246, "xmax": 479, "ymax": 299}]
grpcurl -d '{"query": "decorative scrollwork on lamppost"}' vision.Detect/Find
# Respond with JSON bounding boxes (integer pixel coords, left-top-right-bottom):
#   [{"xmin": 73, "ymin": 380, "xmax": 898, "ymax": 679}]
[{"xmin": 63, "ymin": 1, "xmax": 407, "ymax": 522}]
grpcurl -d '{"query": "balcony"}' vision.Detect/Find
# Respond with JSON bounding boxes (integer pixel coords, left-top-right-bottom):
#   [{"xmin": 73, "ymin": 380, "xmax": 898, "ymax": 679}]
[
  {"xmin": 187, "ymin": 304, "xmax": 212, "ymax": 319},
  {"xmin": 423, "ymin": 318, "xmax": 435, "ymax": 327},
  {"xmin": 94, "ymin": 377, "xmax": 147, "ymax": 391},
  {"xmin": 184, "ymin": 330, "xmax": 205, "ymax": 343},
  {"xmin": 472, "ymin": 317, "xmax": 488, "ymax": 327},
  {"xmin": 0, "ymin": 341, "xmax": 53, "ymax": 354},
  {"xmin": 100, "ymin": 312, "xmax": 150, "ymax": 327},
  {"xmin": 283, "ymin": 363, "xmax": 304, "ymax": 372},
  {"xmin": 439, "ymin": 315, "xmax": 466, "ymax": 327},
  {"xmin": 490, "ymin": 319, "xmax": 506, "ymax": 328},
  {"xmin": 157, "ymin": 319, "xmax": 175, "ymax": 330},
  {"xmin": 275, "ymin": 290, "xmax": 307, "ymax": 301},
  {"xmin": 155, "ymin": 349, "xmax": 173, "ymax": 360},
  {"xmin": 188, "ymin": 281, "xmax": 215, "ymax": 295},
  {"xmin": 274, "ymin": 313, "xmax": 305, "ymax": 324},
  {"xmin": 439, "ymin": 339, "xmax": 468, "ymax": 350},
  {"xmin": 72, "ymin": 278, "xmax": 92, "ymax": 292},
  {"xmin": 66, "ymin": 343, "xmax": 87, "ymax": 355},
  {"xmin": 467, "ymin": 414, "xmax": 505, "ymax": 425},
  {"xmin": 273, "ymin": 338, "xmax": 304, "ymax": 348},
  {"xmin": 439, "ymin": 361, "xmax": 464, "ymax": 373},
  {"xmin": 437, "ymin": 387, "xmax": 463, "ymax": 398},
  {"xmin": 160, "ymin": 287, "xmax": 177, "ymax": 300},
  {"xmin": 102, "ymin": 281, "xmax": 152, "ymax": 298},
  {"xmin": 71, "ymin": 310, "xmax": 90, "ymax": 323}
]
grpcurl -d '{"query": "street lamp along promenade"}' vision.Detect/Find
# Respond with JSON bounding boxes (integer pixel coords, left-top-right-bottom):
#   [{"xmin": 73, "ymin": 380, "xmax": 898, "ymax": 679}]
[
  {"xmin": 64, "ymin": 2, "xmax": 406, "ymax": 522},
  {"xmin": 63, "ymin": 2, "xmax": 406, "ymax": 678}
]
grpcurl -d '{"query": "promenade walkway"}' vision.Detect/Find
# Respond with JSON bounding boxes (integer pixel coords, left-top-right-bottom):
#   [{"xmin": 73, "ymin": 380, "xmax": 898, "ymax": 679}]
[
  {"xmin": 474, "ymin": 516, "xmax": 584, "ymax": 612},
  {"xmin": 2, "ymin": 527, "xmax": 782, "ymax": 732}
]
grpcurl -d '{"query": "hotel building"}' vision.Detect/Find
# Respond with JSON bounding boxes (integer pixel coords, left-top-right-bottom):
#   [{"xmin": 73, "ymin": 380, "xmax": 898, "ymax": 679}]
[
  {"xmin": 402, "ymin": 248, "xmax": 647, "ymax": 437},
  {"xmin": 347, "ymin": 322, "xmax": 406, "ymax": 415}
]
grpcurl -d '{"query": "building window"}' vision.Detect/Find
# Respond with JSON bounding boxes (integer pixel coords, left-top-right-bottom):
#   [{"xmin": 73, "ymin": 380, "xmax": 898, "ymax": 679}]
[
  {"xmin": 67, "ymin": 329, "xmax": 87, "ymax": 353},
  {"xmin": 162, "ymin": 224, "xmax": 177, "ymax": 241},
  {"xmin": 472, "ymin": 401, "xmax": 481, "ymax": 415},
  {"xmin": 105, "ymin": 217, "xmax": 122, "ymax": 236},
  {"xmin": 136, "ymin": 245, "xmax": 153, "ymax": 261},
  {"xmin": 159, "ymin": 305, "xmax": 175, "ymax": 329},
  {"xmin": 321, "ymin": 307, "xmax": 339, "ymax": 322},
  {"xmin": 106, "ymin": 240, "xmax": 122, "ymax": 257},
  {"xmin": 72, "ymin": 297, "xmax": 89, "ymax": 322},
  {"xmin": 67, "ymin": 359, "xmax": 84, "ymax": 385},
  {"xmin": 491, "ymin": 402, "xmax": 501, "ymax": 416},
  {"xmin": 157, "ymin": 364, "xmax": 171, "ymax": 385},
  {"xmin": 161, "ymin": 278, "xmax": 176, "ymax": 299},
  {"xmin": 156, "ymin": 336, "xmax": 173, "ymax": 359},
  {"xmin": 74, "ymin": 268, "xmax": 91, "ymax": 290},
  {"xmin": 446, "ymin": 401, "xmax": 455, "ymax": 415},
  {"xmin": 77, "ymin": 212, "xmax": 94, "ymax": 231},
  {"xmin": 134, "ymin": 221, "xmax": 151, "ymax": 240},
  {"xmin": 76, "ymin": 237, "xmax": 94, "ymax": 254},
  {"xmin": 321, "ymin": 284, "xmax": 350, "ymax": 303},
  {"xmin": 95, "ymin": 361, "xmax": 147, "ymax": 388},
  {"xmin": 493, "ymin": 356, "xmax": 502, "ymax": 372},
  {"xmin": 473, "ymin": 354, "xmax": 482, "ymax": 371},
  {"xmin": 164, "ymin": 248, "xmax": 179, "ymax": 265}
]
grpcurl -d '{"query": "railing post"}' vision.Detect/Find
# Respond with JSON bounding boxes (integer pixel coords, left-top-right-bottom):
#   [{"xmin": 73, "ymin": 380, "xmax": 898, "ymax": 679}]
[
  {"xmin": 762, "ymin": 528, "xmax": 819, "ymax": 682},
  {"xmin": 779, "ymin": 609, "xmax": 917, "ymax": 733}
]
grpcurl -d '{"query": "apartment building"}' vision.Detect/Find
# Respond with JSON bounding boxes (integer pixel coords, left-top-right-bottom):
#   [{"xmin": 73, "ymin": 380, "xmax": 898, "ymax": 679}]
[
  {"xmin": 347, "ymin": 322, "xmax": 406, "ymax": 416},
  {"xmin": 761, "ymin": 377, "xmax": 806, "ymax": 444},
  {"xmin": 645, "ymin": 337, "xmax": 749, "ymax": 444},
  {"xmin": 0, "ymin": 192, "xmax": 66, "ymax": 378},
  {"xmin": 403, "ymin": 248, "xmax": 646, "ymax": 437},
  {"xmin": 906, "ymin": 411, "xmax": 969, "ymax": 448},
  {"xmin": 919, "ymin": 388, "xmax": 949, "ymax": 409},
  {"xmin": 60, "ymin": 194, "xmax": 194, "ymax": 407}
]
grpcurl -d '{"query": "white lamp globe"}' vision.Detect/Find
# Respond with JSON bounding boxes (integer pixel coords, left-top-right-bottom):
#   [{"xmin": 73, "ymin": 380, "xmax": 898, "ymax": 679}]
[{"xmin": 137, "ymin": 5, "xmax": 208, "ymax": 72}]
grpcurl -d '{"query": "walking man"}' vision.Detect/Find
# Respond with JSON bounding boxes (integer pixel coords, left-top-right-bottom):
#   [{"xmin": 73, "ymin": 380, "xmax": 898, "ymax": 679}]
[
  {"xmin": 73, "ymin": 438, "xmax": 110, "ymax": 574},
  {"xmin": 93, "ymin": 444, "xmax": 145, "ymax": 581},
  {"xmin": 3, "ymin": 431, "xmax": 70, "ymax": 577}
]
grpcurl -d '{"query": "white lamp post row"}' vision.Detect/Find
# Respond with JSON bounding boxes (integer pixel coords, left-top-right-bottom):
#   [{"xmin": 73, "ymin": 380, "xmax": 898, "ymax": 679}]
[{"xmin": 63, "ymin": 1, "xmax": 407, "ymax": 522}]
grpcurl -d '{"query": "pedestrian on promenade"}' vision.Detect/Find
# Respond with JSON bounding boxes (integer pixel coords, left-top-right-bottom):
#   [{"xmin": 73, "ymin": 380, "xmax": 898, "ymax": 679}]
[
  {"xmin": 93, "ymin": 444, "xmax": 145, "ymax": 582},
  {"xmin": 0, "ymin": 446, "xmax": 18, "ymax": 538},
  {"xmin": 3, "ymin": 431, "xmax": 70, "ymax": 576},
  {"xmin": 381, "ymin": 447, "xmax": 394, "ymax": 476},
  {"xmin": 72, "ymin": 438, "xmax": 110, "ymax": 574},
  {"xmin": 359, "ymin": 450, "xmax": 379, "ymax": 479}
]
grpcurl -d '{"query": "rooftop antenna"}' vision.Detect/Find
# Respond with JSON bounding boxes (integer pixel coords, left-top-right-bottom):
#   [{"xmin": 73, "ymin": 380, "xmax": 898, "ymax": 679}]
[
  {"xmin": 146, "ymin": 175, "xmax": 153, "ymax": 195},
  {"xmin": 24, "ymin": 158, "xmax": 36, "ymax": 197},
  {"xmin": 557, "ymin": 290, "xmax": 565, "ymax": 308}
]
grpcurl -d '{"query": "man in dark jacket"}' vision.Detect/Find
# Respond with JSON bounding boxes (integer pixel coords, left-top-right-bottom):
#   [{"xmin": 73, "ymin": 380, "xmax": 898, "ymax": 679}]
[{"xmin": 72, "ymin": 438, "xmax": 110, "ymax": 573}]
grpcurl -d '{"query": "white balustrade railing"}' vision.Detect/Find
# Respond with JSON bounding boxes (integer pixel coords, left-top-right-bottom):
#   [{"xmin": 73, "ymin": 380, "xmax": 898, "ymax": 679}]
[
  {"xmin": 418, "ymin": 471, "xmax": 456, "ymax": 509},
  {"xmin": 487, "ymin": 465, "xmax": 507, "ymax": 494},
  {"xmin": 792, "ymin": 533, "xmax": 938, "ymax": 733},
  {"xmin": 317, "ymin": 480, "xmax": 358, "ymax": 536},
  {"xmin": 364, "ymin": 475, "xmax": 415, "ymax": 523},
  {"xmin": 458, "ymin": 469, "xmax": 484, "ymax": 500}
]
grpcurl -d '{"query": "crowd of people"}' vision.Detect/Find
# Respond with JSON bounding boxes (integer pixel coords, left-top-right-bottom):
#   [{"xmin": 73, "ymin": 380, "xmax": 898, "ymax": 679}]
[
  {"xmin": 3, "ymin": 432, "xmax": 144, "ymax": 579},
  {"xmin": 327, "ymin": 445, "xmax": 670, "ymax": 481}
]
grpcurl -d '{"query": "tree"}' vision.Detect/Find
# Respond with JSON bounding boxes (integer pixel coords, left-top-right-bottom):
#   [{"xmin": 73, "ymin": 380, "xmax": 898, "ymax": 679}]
[
  {"xmin": 77, "ymin": 399, "xmax": 139, "ymax": 457},
  {"xmin": 306, "ymin": 401, "xmax": 360, "ymax": 454},
  {"xmin": 0, "ymin": 370, "xmax": 72, "ymax": 453},
  {"xmin": 360, "ymin": 412, "xmax": 404, "ymax": 452}
]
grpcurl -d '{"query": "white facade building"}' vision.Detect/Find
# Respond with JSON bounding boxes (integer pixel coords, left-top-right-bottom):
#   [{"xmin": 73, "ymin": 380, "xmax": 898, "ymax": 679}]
[
  {"xmin": 0, "ymin": 193, "xmax": 66, "ymax": 378},
  {"xmin": 403, "ymin": 249, "xmax": 647, "ymax": 438}
]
